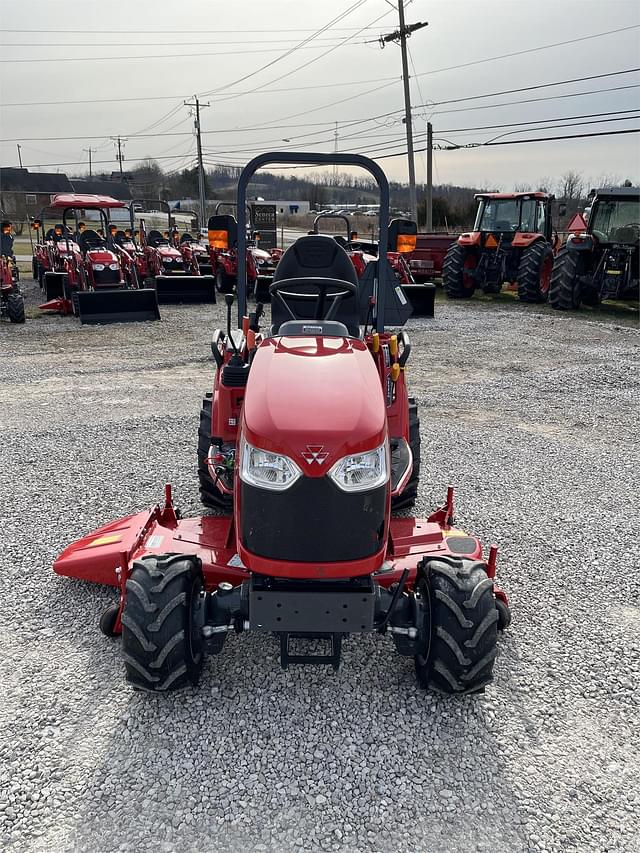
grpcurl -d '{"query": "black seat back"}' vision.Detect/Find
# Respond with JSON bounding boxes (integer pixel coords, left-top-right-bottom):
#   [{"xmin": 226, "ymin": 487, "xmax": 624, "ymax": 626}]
[
  {"xmin": 180, "ymin": 232, "xmax": 194, "ymax": 243},
  {"xmin": 79, "ymin": 229, "xmax": 105, "ymax": 252},
  {"xmin": 270, "ymin": 235, "xmax": 359, "ymax": 336},
  {"xmin": 147, "ymin": 230, "xmax": 167, "ymax": 248}
]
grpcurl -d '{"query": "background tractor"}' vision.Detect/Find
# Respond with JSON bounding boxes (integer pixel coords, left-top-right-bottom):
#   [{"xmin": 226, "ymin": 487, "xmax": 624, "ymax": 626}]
[
  {"xmin": 37, "ymin": 194, "xmax": 159, "ymax": 324},
  {"xmin": 129, "ymin": 200, "xmax": 215, "ymax": 303},
  {"xmin": 0, "ymin": 254, "xmax": 25, "ymax": 323},
  {"xmin": 443, "ymin": 192, "xmax": 562, "ymax": 303},
  {"xmin": 549, "ymin": 186, "xmax": 640, "ymax": 310}
]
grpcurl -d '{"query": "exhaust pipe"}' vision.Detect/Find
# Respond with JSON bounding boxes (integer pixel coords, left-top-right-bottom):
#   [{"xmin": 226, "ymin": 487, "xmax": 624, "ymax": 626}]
[{"xmin": 77, "ymin": 288, "xmax": 161, "ymax": 324}]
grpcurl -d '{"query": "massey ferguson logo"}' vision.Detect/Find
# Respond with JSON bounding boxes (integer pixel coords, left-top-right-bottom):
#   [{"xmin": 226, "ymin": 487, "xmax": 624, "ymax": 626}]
[{"xmin": 302, "ymin": 445, "xmax": 328, "ymax": 465}]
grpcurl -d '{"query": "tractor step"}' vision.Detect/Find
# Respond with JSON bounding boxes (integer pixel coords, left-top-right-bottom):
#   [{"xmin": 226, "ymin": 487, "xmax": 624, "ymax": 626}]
[{"xmin": 278, "ymin": 632, "xmax": 342, "ymax": 671}]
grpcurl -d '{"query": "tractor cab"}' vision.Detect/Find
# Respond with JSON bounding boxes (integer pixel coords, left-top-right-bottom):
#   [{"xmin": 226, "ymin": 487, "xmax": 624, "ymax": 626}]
[
  {"xmin": 551, "ymin": 186, "xmax": 640, "ymax": 308},
  {"xmin": 472, "ymin": 192, "xmax": 554, "ymax": 243}
]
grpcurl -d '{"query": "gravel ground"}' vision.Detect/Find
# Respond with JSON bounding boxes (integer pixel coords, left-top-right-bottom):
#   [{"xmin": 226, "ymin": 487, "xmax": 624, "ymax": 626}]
[{"xmin": 1, "ymin": 279, "xmax": 639, "ymax": 853}]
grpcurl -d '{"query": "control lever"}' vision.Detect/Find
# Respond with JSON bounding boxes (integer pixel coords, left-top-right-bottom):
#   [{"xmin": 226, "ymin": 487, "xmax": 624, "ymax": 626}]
[{"xmin": 224, "ymin": 293, "xmax": 242, "ymax": 359}]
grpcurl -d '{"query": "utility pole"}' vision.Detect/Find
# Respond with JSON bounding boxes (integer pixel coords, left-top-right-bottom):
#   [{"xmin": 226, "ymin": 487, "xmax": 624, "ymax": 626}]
[
  {"xmin": 379, "ymin": 7, "xmax": 428, "ymax": 225},
  {"xmin": 425, "ymin": 122, "xmax": 433, "ymax": 231},
  {"xmin": 333, "ymin": 122, "xmax": 339, "ymax": 185},
  {"xmin": 16, "ymin": 144, "xmax": 23, "ymax": 168},
  {"xmin": 111, "ymin": 136, "xmax": 127, "ymax": 177},
  {"xmin": 83, "ymin": 146, "xmax": 93, "ymax": 177},
  {"xmin": 185, "ymin": 95, "xmax": 210, "ymax": 229}
]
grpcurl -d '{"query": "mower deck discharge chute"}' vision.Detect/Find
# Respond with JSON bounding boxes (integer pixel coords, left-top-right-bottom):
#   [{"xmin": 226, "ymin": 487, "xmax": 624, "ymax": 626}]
[
  {"xmin": 54, "ymin": 152, "xmax": 511, "ymax": 695},
  {"xmin": 35, "ymin": 194, "xmax": 160, "ymax": 324}
]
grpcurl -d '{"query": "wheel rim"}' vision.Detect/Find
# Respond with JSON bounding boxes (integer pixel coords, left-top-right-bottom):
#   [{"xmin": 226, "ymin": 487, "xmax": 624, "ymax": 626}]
[
  {"xmin": 462, "ymin": 255, "xmax": 477, "ymax": 289},
  {"xmin": 540, "ymin": 255, "xmax": 553, "ymax": 294}
]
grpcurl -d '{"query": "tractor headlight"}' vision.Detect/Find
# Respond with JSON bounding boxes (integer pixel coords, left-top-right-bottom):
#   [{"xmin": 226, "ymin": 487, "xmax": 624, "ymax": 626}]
[
  {"xmin": 108, "ymin": 262, "xmax": 119, "ymax": 271},
  {"xmin": 328, "ymin": 444, "xmax": 388, "ymax": 493},
  {"xmin": 93, "ymin": 263, "xmax": 105, "ymax": 271},
  {"xmin": 240, "ymin": 441, "xmax": 301, "ymax": 491}
]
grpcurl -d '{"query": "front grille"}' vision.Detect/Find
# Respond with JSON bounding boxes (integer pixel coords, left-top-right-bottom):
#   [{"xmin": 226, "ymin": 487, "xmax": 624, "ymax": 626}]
[
  {"xmin": 93, "ymin": 268, "xmax": 120, "ymax": 285},
  {"xmin": 241, "ymin": 476, "xmax": 386, "ymax": 562}
]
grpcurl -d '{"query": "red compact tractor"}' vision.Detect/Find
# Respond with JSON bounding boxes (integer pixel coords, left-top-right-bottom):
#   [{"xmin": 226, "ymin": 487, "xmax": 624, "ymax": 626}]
[
  {"xmin": 0, "ymin": 255, "xmax": 25, "ymax": 323},
  {"xmin": 443, "ymin": 192, "xmax": 561, "ymax": 302},
  {"xmin": 312, "ymin": 213, "xmax": 435, "ymax": 316},
  {"xmin": 36, "ymin": 194, "xmax": 159, "ymax": 324},
  {"xmin": 129, "ymin": 200, "xmax": 215, "ymax": 303},
  {"xmin": 549, "ymin": 186, "xmax": 639, "ymax": 310},
  {"xmin": 53, "ymin": 152, "xmax": 511, "ymax": 695}
]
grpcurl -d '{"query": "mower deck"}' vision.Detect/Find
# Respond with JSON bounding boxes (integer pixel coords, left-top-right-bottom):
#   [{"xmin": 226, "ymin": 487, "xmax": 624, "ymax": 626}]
[{"xmin": 53, "ymin": 484, "xmax": 503, "ymax": 598}]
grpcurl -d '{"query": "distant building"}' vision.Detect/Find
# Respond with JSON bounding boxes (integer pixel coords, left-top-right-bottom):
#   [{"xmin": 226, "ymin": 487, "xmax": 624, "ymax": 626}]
[
  {"xmin": 0, "ymin": 168, "xmax": 131, "ymax": 223},
  {"xmin": 0, "ymin": 168, "xmax": 73, "ymax": 220}
]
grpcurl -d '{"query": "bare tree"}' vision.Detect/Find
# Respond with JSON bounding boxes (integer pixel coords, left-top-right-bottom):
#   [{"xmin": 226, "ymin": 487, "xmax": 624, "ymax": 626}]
[{"xmin": 559, "ymin": 170, "xmax": 584, "ymax": 201}]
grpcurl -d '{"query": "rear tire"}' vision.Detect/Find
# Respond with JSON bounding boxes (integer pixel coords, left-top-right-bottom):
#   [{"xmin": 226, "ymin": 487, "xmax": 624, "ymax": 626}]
[
  {"xmin": 32, "ymin": 258, "xmax": 39, "ymax": 280},
  {"xmin": 516, "ymin": 241, "xmax": 554, "ymax": 303},
  {"xmin": 415, "ymin": 557, "xmax": 499, "ymax": 694},
  {"xmin": 391, "ymin": 398, "xmax": 420, "ymax": 511},
  {"xmin": 198, "ymin": 393, "xmax": 233, "ymax": 511},
  {"xmin": 121, "ymin": 554, "xmax": 205, "ymax": 692},
  {"xmin": 549, "ymin": 247, "xmax": 581, "ymax": 310},
  {"xmin": 443, "ymin": 243, "xmax": 476, "ymax": 299},
  {"xmin": 7, "ymin": 291, "xmax": 25, "ymax": 323}
]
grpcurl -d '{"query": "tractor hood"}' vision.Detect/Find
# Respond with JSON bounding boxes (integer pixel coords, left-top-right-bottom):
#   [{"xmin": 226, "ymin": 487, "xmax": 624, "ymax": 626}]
[
  {"xmin": 157, "ymin": 246, "xmax": 182, "ymax": 260},
  {"xmin": 242, "ymin": 336, "xmax": 387, "ymax": 474},
  {"xmin": 87, "ymin": 249, "xmax": 118, "ymax": 264}
]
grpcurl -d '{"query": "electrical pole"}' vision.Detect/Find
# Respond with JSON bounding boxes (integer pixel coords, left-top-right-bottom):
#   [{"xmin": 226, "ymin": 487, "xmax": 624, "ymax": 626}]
[
  {"xmin": 111, "ymin": 137, "xmax": 127, "ymax": 177},
  {"xmin": 16, "ymin": 144, "xmax": 23, "ymax": 168},
  {"xmin": 333, "ymin": 122, "xmax": 338, "ymax": 185},
  {"xmin": 83, "ymin": 146, "xmax": 93, "ymax": 177},
  {"xmin": 379, "ymin": 8, "xmax": 428, "ymax": 225},
  {"xmin": 425, "ymin": 122, "xmax": 433, "ymax": 231},
  {"xmin": 185, "ymin": 95, "xmax": 210, "ymax": 229}
]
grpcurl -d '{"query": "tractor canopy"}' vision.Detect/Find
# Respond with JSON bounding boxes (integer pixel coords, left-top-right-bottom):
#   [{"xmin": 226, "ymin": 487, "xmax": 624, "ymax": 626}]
[
  {"xmin": 49, "ymin": 194, "xmax": 126, "ymax": 210},
  {"xmin": 472, "ymin": 194, "xmax": 552, "ymax": 235}
]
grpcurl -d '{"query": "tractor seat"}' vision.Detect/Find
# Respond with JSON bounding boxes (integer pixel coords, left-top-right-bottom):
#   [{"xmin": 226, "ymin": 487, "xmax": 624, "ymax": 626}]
[
  {"xmin": 610, "ymin": 225, "xmax": 639, "ymax": 243},
  {"xmin": 147, "ymin": 230, "xmax": 168, "ymax": 248},
  {"xmin": 79, "ymin": 230, "xmax": 106, "ymax": 252},
  {"xmin": 270, "ymin": 235, "xmax": 360, "ymax": 337},
  {"xmin": 180, "ymin": 232, "xmax": 194, "ymax": 243}
]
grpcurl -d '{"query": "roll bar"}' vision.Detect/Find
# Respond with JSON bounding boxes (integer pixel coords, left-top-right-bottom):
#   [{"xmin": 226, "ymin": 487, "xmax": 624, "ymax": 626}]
[
  {"xmin": 312, "ymin": 212, "xmax": 352, "ymax": 242},
  {"xmin": 236, "ymin": 152, "xmax": 390, "ymax": 331}
]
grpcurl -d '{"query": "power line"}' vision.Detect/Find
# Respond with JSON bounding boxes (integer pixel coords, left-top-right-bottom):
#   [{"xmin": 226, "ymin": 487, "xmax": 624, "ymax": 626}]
[
  {"xmin": 0, "ymin": 42, "xmax": 353, "ymax": 64},
  {"xmin": 0, "ymin": 26, "xmax": 387, "ymax": 34},
  {"xmin": 2, "ymin": 36, "xmax": 369, "ymax": 48},
  {"xmin": 4, "ymin": 78, "xmax": 639, "ymax": 146}
]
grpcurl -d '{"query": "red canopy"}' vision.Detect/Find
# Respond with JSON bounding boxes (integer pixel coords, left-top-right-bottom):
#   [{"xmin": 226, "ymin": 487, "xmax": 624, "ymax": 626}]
[{"xmin": 49, "ymin": 193, "xmax": 126, "ymax": 210}]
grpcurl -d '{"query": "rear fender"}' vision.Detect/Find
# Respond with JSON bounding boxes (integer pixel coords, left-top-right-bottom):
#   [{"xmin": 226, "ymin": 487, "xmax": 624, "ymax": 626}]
[
  {"xmin": 458, "ymin": 232, "xmax": 481, "ymax": 247},
  {"xmin": 566, "ymin": 234, "xmax": 595, "ymax": 252},
  {"xmin": 512, "ymin": 233, "xmax": 543, "ymax": 248}
]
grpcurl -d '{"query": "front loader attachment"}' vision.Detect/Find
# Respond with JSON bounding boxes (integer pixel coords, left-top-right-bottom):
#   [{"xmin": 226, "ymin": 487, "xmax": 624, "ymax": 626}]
[
  {"xmin": 44, "ymin": 271, "xmax": 67, "ymax": 300},
  {"xmin": 155, "ymin": 274, "xmax": 216, "ymax": 304},
  {"xmin": 403, "ymin": 282, "xmax": 436, "ymax": 317},
  {"xmin": 76, "ymin": 287, "xmax": 160, "ymax": 324}
]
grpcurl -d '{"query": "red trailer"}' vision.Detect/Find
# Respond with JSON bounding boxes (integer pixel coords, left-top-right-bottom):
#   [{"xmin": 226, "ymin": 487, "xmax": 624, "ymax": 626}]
[{"xmin": 405, "ymin": 233, "xmax": 457, "ymax": 281}]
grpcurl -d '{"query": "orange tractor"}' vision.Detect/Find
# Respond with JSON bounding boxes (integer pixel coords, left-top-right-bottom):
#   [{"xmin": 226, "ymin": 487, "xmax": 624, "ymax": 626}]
[{"xmin": 443, "ymin": 192, "xmax": 564, "ymax": 303}]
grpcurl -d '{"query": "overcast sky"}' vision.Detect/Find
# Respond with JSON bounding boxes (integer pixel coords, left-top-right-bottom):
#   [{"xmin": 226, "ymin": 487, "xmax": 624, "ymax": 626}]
[{"xmin": 1, "ymin": 0, "xmax": 639, "ymax": 192}]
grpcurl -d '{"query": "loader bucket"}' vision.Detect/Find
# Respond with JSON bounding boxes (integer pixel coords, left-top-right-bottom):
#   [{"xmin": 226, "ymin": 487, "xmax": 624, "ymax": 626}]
[
  {"xmin": 155, "ymin": 275, "xmax": 216, "ymax": 304},
  {"xmin": 403, "ymin": 283, "xmax": 436, "ymax": 317},
  {"xmin": 76, "ymin": 288, "xmax": 160, "ymax": 325},
  {"xmin": 44, "ymin": 271, "xmax": 67, "ymax": 300}
]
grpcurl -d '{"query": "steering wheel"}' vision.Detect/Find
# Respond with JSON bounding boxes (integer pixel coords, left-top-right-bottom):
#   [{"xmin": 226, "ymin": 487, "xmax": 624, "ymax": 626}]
[{"xmin": 269, "ymin": 276, "xmax": 358, "ymax": 323}]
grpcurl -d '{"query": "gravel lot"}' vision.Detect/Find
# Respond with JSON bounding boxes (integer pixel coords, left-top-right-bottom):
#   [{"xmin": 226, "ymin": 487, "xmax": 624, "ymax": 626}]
[{"xmin": 1, "ymin": 279, "xmax": 639, "ymax": 853}]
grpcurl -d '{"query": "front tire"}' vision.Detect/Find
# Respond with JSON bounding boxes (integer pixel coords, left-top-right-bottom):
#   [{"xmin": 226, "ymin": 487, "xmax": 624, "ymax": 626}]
[
  {"xmin": 198, "ymin": 393, "xmax": 233, "ymax": 511},
  {"xmin": 121, "ymin": 554, "xmax": 205, "ymax": 692},
  {"xmin": 443, "ymin": 243, "xmax": 476, "ymax": 299},
  {"xmin": 516, "ymin": 241, "xmax": 554, "ymax": 303},
  {"xmin": 7, "ymin": 291, "xmax": 25, "ymax": 323},
  {"xmin": 549, "ymin": 247, "xmax": 582, "ymax": 310},
  {"xmin": 215, "ymin": 269, "xmax": 233, "ymax": 294},
  {"xmin": 415, "ymin": 557, "xmax": 499, "ymax": 694}
]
